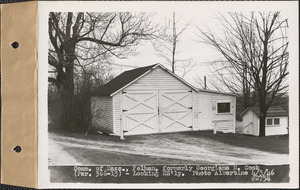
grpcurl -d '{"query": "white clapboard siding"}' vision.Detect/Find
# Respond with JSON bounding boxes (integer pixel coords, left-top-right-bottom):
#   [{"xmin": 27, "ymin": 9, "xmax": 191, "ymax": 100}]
[
  {"xmin": 265, "ymin": 117, "xmax": 288, "ymax": 136},
  {"xmin": 192, "ymin": 91, "xmax": 199, "ymax": 130},
  {"xmin": 198, "ymin": 91, "xmax": 213, "ymax": 130},
  {"xmin": 241, "ymin": 110, "xmax": 258, "ymax": 136},
  {"xmin": 91, "ymin": 96, "xmax": 113, "ymax": 133},
  {"xmin": 125, "ymin": 67, "xmax": 191, "ymax": 91},
  {"xmin": 211, "ymin": 94, "xmax": 235, "ymax": 133},
  {"xmin": 113, "ymin": 92, "xmax": 122, "ymax": 135},
  {"xmin": 241, "ymin": 110, "xmax": 288, "ymax": 136}
]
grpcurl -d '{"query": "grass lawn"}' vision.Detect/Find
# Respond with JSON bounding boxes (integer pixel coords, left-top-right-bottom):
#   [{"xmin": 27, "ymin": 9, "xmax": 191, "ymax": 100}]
[
  {"xmin": 63, "ymin": 146, "xmax": 201, "ymax": 165},
  {"xmin": 50, "ymin": 129, "xmax": 289, "ymax": 154},
  {"xmin": 49, "ymin": 128, "xmax": 289, "ymax": 165},
  {"xmin": 180, "ymin": 130, "xmax": 289, "ymax": 154}
]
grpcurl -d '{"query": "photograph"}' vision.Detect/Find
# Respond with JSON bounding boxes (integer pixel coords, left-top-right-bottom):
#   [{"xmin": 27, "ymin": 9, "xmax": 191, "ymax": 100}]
[
  {"xmin": 0, "ymin": 1, "xmax": 297, "ymax": 189},
  {"xmin": 41, "ymin": 1, "xmax": 297, "ymax": 187}
]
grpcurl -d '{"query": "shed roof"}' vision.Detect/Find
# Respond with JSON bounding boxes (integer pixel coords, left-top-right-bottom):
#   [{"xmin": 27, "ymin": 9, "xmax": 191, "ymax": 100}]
[
  {"xmin": 92, "ymin": 63, "xmax": 199, "ymax": 96},
  {"xmin": 241, "ymin": 106, "xmax": 289, "ymax": 118},
  {"xmin": 198, "ymin": 89, "xmax": 236, "ymax": 96}
]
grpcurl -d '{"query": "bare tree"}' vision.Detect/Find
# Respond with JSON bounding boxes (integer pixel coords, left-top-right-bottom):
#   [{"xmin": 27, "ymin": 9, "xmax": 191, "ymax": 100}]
[
  {"xmin": 210, "ymin": 60, "xmax": 256, "ymax": 109},
  {"xmin": 154, "ymin": 12, "xmax": 195, "ymax": 77},
  {"xmin": 48, "ymin": 12, "xmax": 160, "ymax": 129},
  {"xmin": 194, "ymin": 63, "xmax": 257, "ymax": 121},
  {"xmin": 198, "ymin": 12, "xmax": 289, "ymax": 136},
  {"xmin": 49, "ymin": 12, "xmax": 159, "ymax": 94},
  {"xmin": 195, "ymin": 73, "xmax": 221, "ymax": 91},
  {"xmin": 180, "ymin": 58, "xmax": 196, "ymax": 78}
]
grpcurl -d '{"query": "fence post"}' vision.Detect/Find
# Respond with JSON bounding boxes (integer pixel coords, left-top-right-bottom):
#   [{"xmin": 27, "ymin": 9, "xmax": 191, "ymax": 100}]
[{"xmin": 214, "ymin": 122, "xmax": 217, "ymax": 134}]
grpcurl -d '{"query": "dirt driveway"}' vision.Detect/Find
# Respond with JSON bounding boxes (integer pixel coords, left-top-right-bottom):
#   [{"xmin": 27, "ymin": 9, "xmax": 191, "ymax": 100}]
[{"xmin": 49, "ymin": 131, "xmax": 289, "ymax": 166}]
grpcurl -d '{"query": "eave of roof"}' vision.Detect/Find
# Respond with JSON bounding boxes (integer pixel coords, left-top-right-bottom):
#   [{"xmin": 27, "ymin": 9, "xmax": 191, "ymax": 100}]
[
  {"xmin": 241, "ymin": 106, "xmax": 289, "ymax": 118},
  {"xmin": 198, "ymin": 89, "xmax": 236, "ymax": 96}
]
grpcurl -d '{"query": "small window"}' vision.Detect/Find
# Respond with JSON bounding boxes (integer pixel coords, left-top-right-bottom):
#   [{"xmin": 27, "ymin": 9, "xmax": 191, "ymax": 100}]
[
  {"xmin": 274, "ymin": 118, "xmax": 280, "ymax": 125},
  {"xmin": 217, "ymin": 102, "xmax": 231, "ymax": 113},
  {"xmin": 266, "ymin": 118, "xmax": 273, "ymax": 125},
  {"xmin": 266, "ymin": 118, "xmax": 280, "ymax": 126}
]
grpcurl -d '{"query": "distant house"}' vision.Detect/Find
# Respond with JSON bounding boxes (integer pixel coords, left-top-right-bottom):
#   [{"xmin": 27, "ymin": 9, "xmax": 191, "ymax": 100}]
[
  {"xmin": 91, "ymin": 63, "xmax": 236, "ymax": 137},
  {"xmin": 239, "ymin": 106, "xmax": 289, "ymax": 136}
]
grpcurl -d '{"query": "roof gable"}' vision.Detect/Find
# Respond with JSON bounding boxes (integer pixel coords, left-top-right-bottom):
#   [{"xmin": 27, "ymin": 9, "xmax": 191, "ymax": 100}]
[
  {"xmin": 92, "ymin": 63, "xmax": 198, "ymax": 96},
  {"xmin": 241, "ymin": 106, "xmax": 289, "ymax": 118}
]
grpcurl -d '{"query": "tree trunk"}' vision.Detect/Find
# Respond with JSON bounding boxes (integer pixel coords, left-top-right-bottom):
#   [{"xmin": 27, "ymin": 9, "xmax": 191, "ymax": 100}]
[
  {"xmin": 57, "ymin": 49, "xmax": 77, "ymax": 130},
  {"xmin": 243, "ymin": 91, "xmax": 250, "ymax": 110},
  {"xmin": 259, "ymin": 114, "xmax": 266, "ymax": 136},
  {"xmin": 65, "ymin": 65, "xmax": 75, "ymax": 93},
  {"xmin": 57, "ymin": 41, "xmax": 78, "ymax": 130},
  {"xmin": 63, "ymin": 41, "xmax": 76, "ymax": 94},
  {"xmin": 258, "ymin": 94, "xmax": 266, "ymax": 137},
  {"xmin": 172, "ymin": 12, "xmax": 176, "ymax": 73},
  {"xmin": 58, "ymin": 89, "xmax": 79, "ymax": 130}
]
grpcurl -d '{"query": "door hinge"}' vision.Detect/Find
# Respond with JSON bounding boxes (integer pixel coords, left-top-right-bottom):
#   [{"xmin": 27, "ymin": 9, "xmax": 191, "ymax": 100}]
[
  {"xmin": 123, "ymin": 109, "xmax": 128, "ymax": 112},
  {"xmin": 188, "ymin": 107, "xmax": 192, "ymax": 109},
  {"xmin": 188, "ymin": 126, "xmax": 193, "ymax": 129},
  {"xmin": 122, "ymin": 91, "xmax": 127, "ymax": 94},
  {"xmin": 123, "ymin": 130, "xmax": 128, "ymax": 133},
  {"xmin": 188, "ymin": 90, "xmax": 192, "ymax": 93}
]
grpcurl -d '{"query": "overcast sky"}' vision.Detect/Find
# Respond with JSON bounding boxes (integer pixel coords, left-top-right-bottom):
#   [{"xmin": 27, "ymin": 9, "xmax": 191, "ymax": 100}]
[
  {"xmin": 43, "ymin": 1, "xmax": 297, "ymax": 91},
  {"xmin": 111, "ymin": 9, "xmax": 292, "ymax": 89},
  {"xmin": 112, "ymin": 11, "xmax": 223, "ymax": 87}
]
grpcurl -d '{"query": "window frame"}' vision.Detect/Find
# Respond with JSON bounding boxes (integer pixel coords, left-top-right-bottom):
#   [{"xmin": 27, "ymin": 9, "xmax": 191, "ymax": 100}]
[
  {"xmin": 266, "ymin": 117, "xmax": 281, "ymax": 127},
  {"xmin": 266, "ymin": 118, "xmax": 273, "ymax": 126},
  {"xmin": 273, "ymin": 118, "xmax": 280, "ymax": 125},
  {"xmin": 216, "ymin": 101, "xmax": 231, "ymax": 114}
]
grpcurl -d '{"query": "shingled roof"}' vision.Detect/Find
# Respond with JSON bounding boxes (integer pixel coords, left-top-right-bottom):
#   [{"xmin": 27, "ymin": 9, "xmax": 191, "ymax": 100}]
[
  {"xmin": 241, "ymin": 106, "xmax": 289, "ymax": 117},
  {"xmin": 92, "ymin": 64, "xmax": 157, "ymax": 96}
]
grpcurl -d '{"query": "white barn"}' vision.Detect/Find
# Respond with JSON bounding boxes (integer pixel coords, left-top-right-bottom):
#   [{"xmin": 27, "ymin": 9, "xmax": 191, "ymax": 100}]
[
  {"xmin": 240, "ymin": 107, "xmax": 289, "ymax": 136},
  {"xmin": 91, "ymin": 64, "xmax": 236, "ymax": 137}
]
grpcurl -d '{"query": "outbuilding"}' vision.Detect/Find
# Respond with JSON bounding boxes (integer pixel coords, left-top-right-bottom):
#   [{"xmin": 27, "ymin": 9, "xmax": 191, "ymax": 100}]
[
  {"xmin": 239, "ymin": 106, "xmax": 289, "ymax": 136},
  {"xmin": 91, "ymin": 64, "xmax": 236, "ymax": 137}
]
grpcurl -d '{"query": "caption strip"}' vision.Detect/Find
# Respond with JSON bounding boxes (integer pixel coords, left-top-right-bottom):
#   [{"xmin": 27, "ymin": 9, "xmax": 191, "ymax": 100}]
[{"xmin": 50, "ymin": 165, "xmax": 289, "ymax": 183}]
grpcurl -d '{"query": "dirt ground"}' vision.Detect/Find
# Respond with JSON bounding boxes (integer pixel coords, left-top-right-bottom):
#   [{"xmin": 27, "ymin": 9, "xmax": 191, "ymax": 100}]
[{"xmin": 48, "ymin": 130, "xmax": 289, "ymax": 166}]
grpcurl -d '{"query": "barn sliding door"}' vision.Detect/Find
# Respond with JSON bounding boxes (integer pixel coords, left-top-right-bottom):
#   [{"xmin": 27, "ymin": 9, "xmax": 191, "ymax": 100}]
[
  {"xmin": 122, "ymin": 91, "xmax": 159, "ymax": 135},
  {"xmin": 159, "ymin": 91, "xmax": 193, "ymax": 133}
]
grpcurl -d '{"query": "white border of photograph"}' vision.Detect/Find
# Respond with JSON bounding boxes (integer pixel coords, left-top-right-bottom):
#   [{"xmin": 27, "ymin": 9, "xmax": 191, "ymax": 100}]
[{"xmin": 38, "ymin": 1, "xmax": 299, "ymax": 188}]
